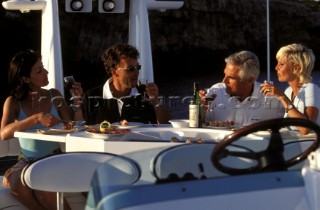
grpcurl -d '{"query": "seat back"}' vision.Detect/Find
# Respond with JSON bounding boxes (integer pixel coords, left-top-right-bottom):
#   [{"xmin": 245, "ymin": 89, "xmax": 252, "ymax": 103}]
[
  {"xmin": 150, "ymin": 143, "xmax": 226, "ymax": 182},
  {"xmin": 83, "ymin": 155, "xmax": 142, "ymax": 210},
  {"xmin": 21, "ymin": 152, "xmax": 140, "ymax": 210},
  {"xmin": 21, "ymin": 152, "xmax": 136, "ymax": 192},
  {"xmin": 91, "ymin": 156, "xmax": 141, "ymax": 187}
]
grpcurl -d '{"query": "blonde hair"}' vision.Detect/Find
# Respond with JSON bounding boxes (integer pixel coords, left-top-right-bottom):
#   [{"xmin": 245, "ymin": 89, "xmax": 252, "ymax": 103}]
[{"xmin": 276, "ymin": 43, "xmax": 314, "ymax": 83}]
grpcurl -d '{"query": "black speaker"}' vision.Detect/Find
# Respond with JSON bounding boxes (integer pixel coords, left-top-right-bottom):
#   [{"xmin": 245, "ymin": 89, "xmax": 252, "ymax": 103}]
[{"xmin": 65, "ymin": 0, "xmax": 92, "ymax": 13}]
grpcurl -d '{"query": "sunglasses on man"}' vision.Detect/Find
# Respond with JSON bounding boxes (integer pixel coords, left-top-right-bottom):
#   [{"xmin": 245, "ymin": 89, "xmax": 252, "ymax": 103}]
[{"xmin": 117, "ymin": 64, "xmax": 141, "ymax": 72}]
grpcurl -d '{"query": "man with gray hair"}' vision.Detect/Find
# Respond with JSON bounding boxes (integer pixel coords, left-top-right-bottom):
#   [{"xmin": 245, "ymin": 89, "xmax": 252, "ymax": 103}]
[{"xmin": 200, "ymin": 50, "xmax": 284, "ymax": 127}]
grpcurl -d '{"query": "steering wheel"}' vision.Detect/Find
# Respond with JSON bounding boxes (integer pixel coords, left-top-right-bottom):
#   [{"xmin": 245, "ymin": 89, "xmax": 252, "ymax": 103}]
[{"xmin": 211, "ymin": 118, "xmax": 320, "ymax": 175}]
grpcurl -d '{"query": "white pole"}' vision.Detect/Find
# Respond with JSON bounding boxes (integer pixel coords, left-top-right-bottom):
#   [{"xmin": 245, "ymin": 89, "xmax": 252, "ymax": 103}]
[
  {"xmin": 128, "ymin": 0, "xmax": 154, "ymax": 83},
  {"xmin": 266, "ymin": 0, "xmax": 270, "ymax": 81},
  {"xmin": 42, "ymin": 0, "xmax": 64, "ymax": 94}
]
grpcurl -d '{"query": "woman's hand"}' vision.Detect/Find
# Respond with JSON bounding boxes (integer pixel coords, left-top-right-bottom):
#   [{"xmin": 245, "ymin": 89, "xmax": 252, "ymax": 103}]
[
  {"xmin": 70, "ymin": 81, "xmax": 83, "ymax": 100},
  {"xmin": 36, "ymin": 112, "xmax": 62, "ymax": 127},
  {"xmin": 70, "ymin": 82, "xmax": 83, "ymax": 112},
  {"xmin": 71, "ymin": 82, "xmax": 83, "ymax": 96},
  {"xmin": 260, "ymin": 82, "xmax": 285, "ymax": 99}
]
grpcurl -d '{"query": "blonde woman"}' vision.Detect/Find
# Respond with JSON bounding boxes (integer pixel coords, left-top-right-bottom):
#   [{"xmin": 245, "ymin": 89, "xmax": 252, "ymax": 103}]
[{"xmin": 261, "ymin": 43, "xmax": 320, "ymax": 134}]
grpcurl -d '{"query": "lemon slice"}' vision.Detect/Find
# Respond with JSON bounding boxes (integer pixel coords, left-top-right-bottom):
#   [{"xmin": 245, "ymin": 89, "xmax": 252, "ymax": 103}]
[{"xmin": 100, "ymin": 120, "xmax": 111, "ymax": 132}]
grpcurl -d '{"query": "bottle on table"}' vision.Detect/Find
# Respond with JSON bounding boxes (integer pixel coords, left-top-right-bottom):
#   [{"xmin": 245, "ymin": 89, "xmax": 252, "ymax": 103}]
[{"xmin": 189, "ymin": 82, "xmax": 202, "ymax": 128}]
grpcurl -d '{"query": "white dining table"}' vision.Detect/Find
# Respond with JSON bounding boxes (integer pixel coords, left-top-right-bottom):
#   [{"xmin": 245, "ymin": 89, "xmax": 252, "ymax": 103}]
[
  {"xmin": 14, "ymin": 125, "xmax": 234, "ymax": 153},
  {"xmin": 65, "ymin": 126, "xmax": 233, "ymax": 154},
  {"xmin": 14, "ymin": 125, "xmax": 312, "ymax": 155},
  {"xmin": 14, "ymin": 130, "xmax": 67, "ymax": 142}
]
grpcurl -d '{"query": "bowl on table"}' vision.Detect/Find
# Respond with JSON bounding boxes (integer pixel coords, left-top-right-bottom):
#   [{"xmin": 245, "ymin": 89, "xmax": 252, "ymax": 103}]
[{"xmin": 169, "ymin": 119, "xmax": 189, "ymax": 128}]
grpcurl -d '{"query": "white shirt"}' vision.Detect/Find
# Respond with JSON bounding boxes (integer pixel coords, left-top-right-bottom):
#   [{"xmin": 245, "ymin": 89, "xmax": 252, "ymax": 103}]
[
  {"xmin": 284, "ymin": 83, "xmax": 320, "ymax": 125},
  {"xmin": 102, "ymin": 78, "xmax": 140, "ymax": 115},
  {"xmin": 205, "ymin": 82, "xmax": 285, "ymax": 126}
]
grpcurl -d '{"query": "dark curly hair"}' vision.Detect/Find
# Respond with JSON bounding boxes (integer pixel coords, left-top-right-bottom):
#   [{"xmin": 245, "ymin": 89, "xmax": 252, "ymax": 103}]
[
  {"xmin": 101, "ymin": 44, "xmax": 139, "ymax": 75},
  {"xmin": 8, "ymin": 49, "xmax": 40, "ymax": 100}
]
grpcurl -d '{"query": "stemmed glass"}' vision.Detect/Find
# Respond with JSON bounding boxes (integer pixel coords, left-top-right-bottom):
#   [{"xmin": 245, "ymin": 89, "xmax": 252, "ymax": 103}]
[
  {"xmin": 203, "ymin": 88, "xmax": 216, "ymax": 123},
  {"xmin": 64, "ymin": 75, "xmax": 76, "ymax": 95},
  {"xmin": 137, "ymin": 78, "xmax": 148, "ymax": 104},
  {"xmin": 64, "ymin": 75, "xmax": 81, "ymax": 111}
]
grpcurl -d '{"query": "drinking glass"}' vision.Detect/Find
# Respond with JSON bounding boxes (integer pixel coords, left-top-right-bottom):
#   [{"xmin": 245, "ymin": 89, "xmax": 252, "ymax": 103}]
[
  {"xmin": 263, "ymin": 80, "xmax": 273, "ymax": 105},
  {"xmin": 64, "ymin": 75, "xmax": 76, "ymax": 97},
  {"xmin": 137, "ymin": 79, "xmax": 148, "ymax": 103},
  {"xmin": 205, "ymin": 88, "xmax": 216, "ymax": 112},
  {"xmin": 64, "ymin": 75, "xmax": 76, "ymax": 90}
]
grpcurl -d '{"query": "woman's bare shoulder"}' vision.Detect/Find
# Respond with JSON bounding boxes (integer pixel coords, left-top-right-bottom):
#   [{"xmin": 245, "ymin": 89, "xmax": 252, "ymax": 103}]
[
  {"xmin": 3, "ymin": 96, "xmax": 19, "ymax": 117},
  {"xmin": 4, "ymin": 95, "xmax": 18, "ymax": 105}
]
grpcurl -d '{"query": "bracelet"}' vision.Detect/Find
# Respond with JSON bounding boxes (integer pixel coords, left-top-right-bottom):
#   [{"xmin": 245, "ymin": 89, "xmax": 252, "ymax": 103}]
[
  {"xmin": 70, "ymin": 104, "xmax": 81, "ymax": 112},
  {"xmin": 154, "ymin": 102, "xmax": 161, "ymax": 108},
  {"xmin": 152, "ymin": 99, "xmax": 161, "ymax": 108},
  {"xmin": 285, "ymin": 104, "xmax": 294, "ymax": 113}
]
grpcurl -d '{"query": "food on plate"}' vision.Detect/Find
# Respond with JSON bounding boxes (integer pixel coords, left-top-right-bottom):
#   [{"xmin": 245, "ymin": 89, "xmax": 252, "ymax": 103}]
[
  {"xmin": 205, "ymin": 120, "xmax": 235, "ymax": 127},
  {"xmin": 87, "ymin": 127, "xmax": 130, "ymax": 134},
  {"xmin": 185, "ymin": 138, "xmax": 193, "ymax": 144},
  {"xmin": 195, "ymin": 138, "xmax": 204, "ymax": 143},
  {"xmin": 185, "ymin": 138, "xmax": 204, "ymax": 143},
  {"xmin": 120, "ymin": 119, "xmax": 128, "ymax": 126},
  {"xmin": 87, "ymin": 120, "xmax": 131, "ymax": 134},
  {"xmin": 170, "ymin": 136, "xmax": 205, "ymax": 143},
  {"xmin": 100, "ymin": 120, "xmax": 111, "ymax": 132},
  {"xmin": 170, "ymin": 137, "xmax": 179, "ymax": 142},
  {"xmin": 63, "ymin": 121, "xmax": 76, "ymax": 130}
]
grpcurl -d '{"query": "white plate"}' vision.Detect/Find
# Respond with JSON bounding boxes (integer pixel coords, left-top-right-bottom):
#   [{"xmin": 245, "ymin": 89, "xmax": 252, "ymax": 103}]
[
  {"xmin": 49, "ymin": 124, "xmax": 77, "ymax": 132},
  {"xmin": 252, "ymin": 131, "xmax": 271, "ymax": 136},
  {"xmin": 206, "ymin": 126, "xmax": 235, "ymax": 130},
  {"xmin": 85, "ymin": 131, "xmax": 125, "ymax": 139},
  {"xmin": 50, "ymin": 128, "xmax": 74, "ymax": 132},
  {"xmin": 112, "ymin": 122, "xmax": 144, "ymax": 129},
  {"xmin": 169, "ymin": 119, "xmax": 189, "ymax": 128},
  {"xmin": 50, "ymin": 123, "xmax": 85, "ymax": 131},
  {"xmin": 37, "ymin": 128, "xmax": 76, "ymax": 134}
]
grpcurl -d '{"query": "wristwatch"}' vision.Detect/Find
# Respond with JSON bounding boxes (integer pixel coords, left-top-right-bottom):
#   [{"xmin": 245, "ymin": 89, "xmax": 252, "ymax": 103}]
[{"xmin": 285, "ymin": 104, "xmax": 294, "ymax": 113}]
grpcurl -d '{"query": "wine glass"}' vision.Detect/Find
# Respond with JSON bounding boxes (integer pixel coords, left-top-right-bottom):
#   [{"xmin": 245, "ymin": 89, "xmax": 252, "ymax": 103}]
[
  {"xmin": 202, "ymin": 88, "xmax": 216, "ymax": 124},
  {"xmin": 137, "ymin": 78, "xmax": 148, "ymax": 103},
  {"xmin": 64, "ymin": 76, "xmax": 75, "ymax": 89},
  {"xmin": 64, "ymin": 75, "xmax": 76, "ymax": 96}
]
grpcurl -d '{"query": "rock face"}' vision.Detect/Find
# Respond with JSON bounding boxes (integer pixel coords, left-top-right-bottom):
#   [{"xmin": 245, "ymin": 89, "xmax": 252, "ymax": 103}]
[
  {"xmin": 56, "ymin": 0, "xmax": 320, "ymax": 82},
  {"xmin": 59, "ymin": 0, "xmax": 320, "ymax": 58},
  {"xmin": 1, "ymin": 0, "xmax": 320, "ymax": 118}
]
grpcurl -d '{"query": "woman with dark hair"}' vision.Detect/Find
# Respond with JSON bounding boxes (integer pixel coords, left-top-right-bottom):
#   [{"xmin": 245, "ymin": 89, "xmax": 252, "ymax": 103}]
[{"xmin": 1, "ymin": 49, "xmax": 83, "ymax": 209}]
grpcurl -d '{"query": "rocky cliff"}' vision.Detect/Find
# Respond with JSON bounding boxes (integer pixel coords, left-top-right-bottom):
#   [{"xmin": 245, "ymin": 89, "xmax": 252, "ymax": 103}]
[
  {"xmin": 55, "ymin": 0, "xmax": 320, "ymax": 87},
  {"xmin": 1, "ymin": 0, "xmax": 320, "ymax": 118}
]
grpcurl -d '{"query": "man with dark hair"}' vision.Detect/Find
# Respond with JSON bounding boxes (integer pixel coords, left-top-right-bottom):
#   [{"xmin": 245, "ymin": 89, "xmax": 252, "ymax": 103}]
[{"xmin": 82, "ymin": 44, "xmax": 171, "ymax": 125}]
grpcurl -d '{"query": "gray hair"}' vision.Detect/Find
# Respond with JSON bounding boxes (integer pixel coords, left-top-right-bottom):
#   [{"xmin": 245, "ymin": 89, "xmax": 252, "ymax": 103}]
[
  {"xmin": 276, "ymin": 43, "xmax": 314, "ymax": 83},
  {"xmin": 225, "ymin": 51, "xmax": 260, "ymax": 81}
]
